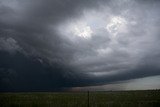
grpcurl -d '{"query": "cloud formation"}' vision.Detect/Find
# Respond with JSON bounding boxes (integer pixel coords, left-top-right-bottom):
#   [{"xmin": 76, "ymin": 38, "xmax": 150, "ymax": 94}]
[{"xmin": 0, "ymin": 0, "xmax": 160, "ymax": 91}]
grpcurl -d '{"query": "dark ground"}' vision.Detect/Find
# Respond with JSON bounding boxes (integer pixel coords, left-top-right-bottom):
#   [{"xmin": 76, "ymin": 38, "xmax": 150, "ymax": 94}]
[{"xmin": 0, "ymin": 90, "xmax": 160, "ymax": 107}]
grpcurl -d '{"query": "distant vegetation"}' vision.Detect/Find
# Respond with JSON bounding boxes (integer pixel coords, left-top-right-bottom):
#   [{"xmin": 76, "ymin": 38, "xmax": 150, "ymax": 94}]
[{"xmin": 0, "ymin": 90, "xmax": 160, "ymax": 107}]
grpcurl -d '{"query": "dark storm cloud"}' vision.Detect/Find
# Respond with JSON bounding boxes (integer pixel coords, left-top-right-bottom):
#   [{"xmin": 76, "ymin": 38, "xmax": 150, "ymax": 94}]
[
  {"xmin": 0, "ymin": 0, "xmax": 106, "ymax": 62},
  {"xmin": 0, "ymin": 0, "xmax": 107, "ymax": 91},
  {"xmin": 0, "ymin": 0, "xmax": 160, "ymax": 91}
]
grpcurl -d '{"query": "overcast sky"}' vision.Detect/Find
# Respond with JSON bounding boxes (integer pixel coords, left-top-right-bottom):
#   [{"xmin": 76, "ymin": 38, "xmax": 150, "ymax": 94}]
[{"xmin": 0, "ymin": 0, "xmax": 160, "ymax": 91}]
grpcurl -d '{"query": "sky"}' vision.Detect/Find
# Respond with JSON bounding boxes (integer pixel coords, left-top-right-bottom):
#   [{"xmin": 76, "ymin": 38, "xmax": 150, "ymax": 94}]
[{"xmin": 0, "ymin": 0, "xmax": 160, "ymax": 91}]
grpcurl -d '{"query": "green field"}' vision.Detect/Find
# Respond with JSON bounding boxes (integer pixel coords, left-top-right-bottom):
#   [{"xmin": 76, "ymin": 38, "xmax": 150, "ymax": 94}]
[{"xmin": 0, "ymin": 90, "xmax": 160, "ymax": 107}]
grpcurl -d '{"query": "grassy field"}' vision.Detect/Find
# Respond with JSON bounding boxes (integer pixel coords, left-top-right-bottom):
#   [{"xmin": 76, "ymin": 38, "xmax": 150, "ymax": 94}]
[{"xmin": 0, "ymin": 90, "xmax": 160, "ymax": 107}]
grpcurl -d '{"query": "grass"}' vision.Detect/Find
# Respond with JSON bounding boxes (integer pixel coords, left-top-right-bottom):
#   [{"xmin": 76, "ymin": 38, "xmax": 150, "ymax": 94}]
[{"xmin": 0, "ymin": 90, "xmax": 160, "ymax": 107}]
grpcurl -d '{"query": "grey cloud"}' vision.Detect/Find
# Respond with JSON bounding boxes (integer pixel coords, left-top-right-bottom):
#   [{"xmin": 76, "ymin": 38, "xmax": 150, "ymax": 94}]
[
  {"xmin": 0, "ymin": 0, "xmax": 160, "ymax": 91},
  {"xmin": 0, "ymin": 37, "xmax": 22, "ymax": 53}
]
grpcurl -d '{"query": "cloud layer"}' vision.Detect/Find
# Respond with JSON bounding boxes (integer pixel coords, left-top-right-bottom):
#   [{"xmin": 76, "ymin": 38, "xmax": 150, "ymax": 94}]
[{"xmin": 0, "ymin": 0, "xmax": 160, "ymax": 91}]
